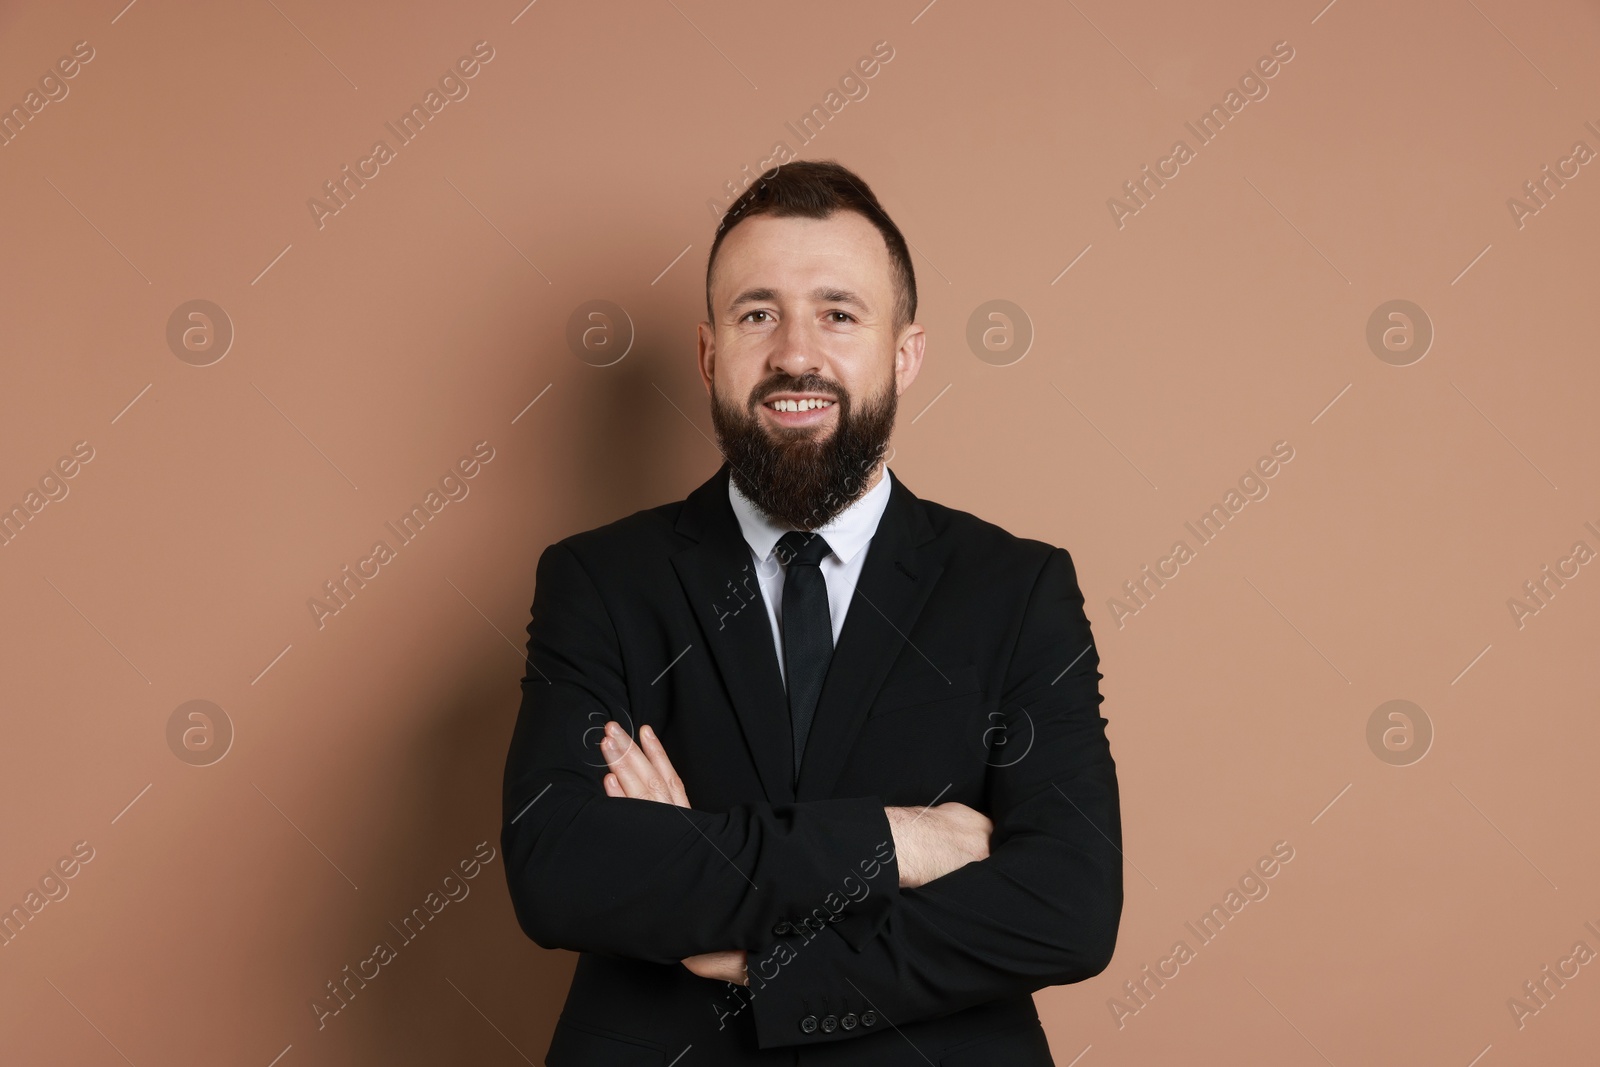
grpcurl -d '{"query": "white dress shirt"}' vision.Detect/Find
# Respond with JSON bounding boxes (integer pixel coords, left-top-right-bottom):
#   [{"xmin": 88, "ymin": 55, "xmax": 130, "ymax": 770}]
[{"xmin": 727, "ymin": 465, "xmax": 895, "ymax": 688}]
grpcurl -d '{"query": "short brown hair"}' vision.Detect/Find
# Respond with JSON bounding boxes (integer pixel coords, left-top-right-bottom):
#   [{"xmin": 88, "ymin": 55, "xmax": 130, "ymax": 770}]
[{"xmin": 705, "ymin": 159, "xmax": 918, "ymax": 335}]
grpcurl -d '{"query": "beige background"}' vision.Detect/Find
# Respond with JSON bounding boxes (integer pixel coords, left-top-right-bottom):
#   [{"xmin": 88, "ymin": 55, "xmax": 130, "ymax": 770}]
[{"xmin": 2, "ymin": 0, "xmax": 1598, "ymax": 1063}]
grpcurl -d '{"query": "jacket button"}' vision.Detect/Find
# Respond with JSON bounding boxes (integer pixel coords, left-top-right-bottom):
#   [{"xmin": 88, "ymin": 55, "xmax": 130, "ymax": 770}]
[
  {"xmin": 821, "ymin": 1014, "xmax": 838, "ymax": 1033},
  {"xmin": 800, "ymin": 1015, "xmax": 818, "ymax": 1034},
  {"xmin": 841, "ymin": 1013, "xmax": 858, "ymax": 1030},
  {"xmin": 861, "ymin": 1011, "xmax": 878, "ymax": 1027},
  {"xmin": 772, "ymin": 921, "xmax": 792, "ymax": 935}
]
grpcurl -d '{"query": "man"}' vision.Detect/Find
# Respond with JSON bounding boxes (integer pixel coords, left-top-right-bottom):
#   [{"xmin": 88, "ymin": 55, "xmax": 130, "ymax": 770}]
[{"xmin": 501, "ymin": 159, "xmax": 1122, "ymax": 1065}]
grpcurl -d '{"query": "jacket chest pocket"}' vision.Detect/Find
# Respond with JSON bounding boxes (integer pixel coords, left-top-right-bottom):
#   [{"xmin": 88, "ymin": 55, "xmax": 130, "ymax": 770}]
[
  {"xmin": 868, "ymin": 663, "xmax": 985, "ymax": 719},
  {"xmin": 851, "ymin": 663, "xmax": 994, "ymax": 802}
]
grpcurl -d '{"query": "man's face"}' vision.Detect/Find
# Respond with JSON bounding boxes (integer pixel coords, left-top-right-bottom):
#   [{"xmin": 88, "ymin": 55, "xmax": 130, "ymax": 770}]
[{"xmin": 698, "ymin": 210, "xmax": 925, "ymax": 530}]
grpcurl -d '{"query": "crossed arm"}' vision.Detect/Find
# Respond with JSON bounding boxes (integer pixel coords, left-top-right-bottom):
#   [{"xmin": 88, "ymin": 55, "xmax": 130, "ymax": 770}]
[{"xmin": 595, "ymin": 719, "xmax": 994, "ymax": 984}]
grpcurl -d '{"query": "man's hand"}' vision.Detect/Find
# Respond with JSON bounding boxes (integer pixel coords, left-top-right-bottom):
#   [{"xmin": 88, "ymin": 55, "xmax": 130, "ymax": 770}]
[
  {"xmin": 679, "ymin": 948, "xmax": 748, "ymax": 984},
  {"xmin": 598, "ymin": 720, "xmax": 748, "ymax": 986},
  {"xmin": 600, "ymin": 721, "xmax": 690, "ymax": 806},
  {"xmin": 885, "ymin": 803, "xmax": 994, "ymax": 889}
]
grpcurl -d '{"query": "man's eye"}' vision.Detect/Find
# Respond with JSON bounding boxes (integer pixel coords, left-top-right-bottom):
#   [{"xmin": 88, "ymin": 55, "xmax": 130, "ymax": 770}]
[
  {"xmin": 828, "ymin": 311, "xmax": 855, "ymax": 323},
  {"xmin": 741, "ymin": 310, "xmax": 772, "ymax": 323}
]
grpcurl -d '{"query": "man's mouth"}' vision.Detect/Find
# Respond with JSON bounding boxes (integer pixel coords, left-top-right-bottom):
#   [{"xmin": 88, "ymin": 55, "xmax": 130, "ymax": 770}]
[
  {"xmin": 764, "ymin": 397, "xmax": 835, "ymax": 412},
  {"xmin": 761, "ymin": 396, "xmax": 837, "ymax": 426}
]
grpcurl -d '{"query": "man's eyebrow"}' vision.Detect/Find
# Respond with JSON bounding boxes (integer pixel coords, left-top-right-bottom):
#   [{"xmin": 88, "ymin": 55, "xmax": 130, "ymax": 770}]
[
  {"xmin": 728, "ymin": 287, "xmax": 778, "ymax": 311},
  {"xmin": 813, "ymin": 287, "xmax": 870, "ymax": 310},
  {"xmin": 727, "ymin": 286, "xmax": 872, "ymax": 312}
]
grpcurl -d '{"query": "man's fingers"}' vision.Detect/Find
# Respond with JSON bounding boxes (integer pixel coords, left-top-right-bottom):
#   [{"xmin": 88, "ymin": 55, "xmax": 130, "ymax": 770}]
[
  {"xmin": 639, "ymin": 724, "xmax": 690, "ymax": 807},
  {"xmin": 596, "ymin": 720, "xmax": 691, "ymax": 808},
  {"xmin": 601, "ymin": 722, "xmax": 677, "ymax": 804},
  {"xmin": 599, "ymin": 724, "xmax": 634, "ymax": 772},
  {"xmin": 599, "ymin": 723, "xmax": 643, "ymax": 792},
  {"xmin": 602, "ymin": 726, "xmax": 656, "ymax": 799}
]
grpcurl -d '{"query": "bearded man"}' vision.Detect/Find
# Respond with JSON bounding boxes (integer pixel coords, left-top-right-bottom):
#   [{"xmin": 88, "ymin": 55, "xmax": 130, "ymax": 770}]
[{"xmin": 501, "ymin": 159, "xmax": 1122, "ymax": 1066}]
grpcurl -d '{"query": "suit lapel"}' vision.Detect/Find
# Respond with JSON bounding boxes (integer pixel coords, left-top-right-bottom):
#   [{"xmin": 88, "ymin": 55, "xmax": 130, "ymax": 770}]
[
  {"xmin": 669, "ymin": 463, "xmax": 944, "ymax": 806},
  {"xmin": 671, "ymin": 464, "xmax": 796, "ymax": 805},
  {"xmin": 795, "ymin": 469, "xmax": 942, "ymax": 801}
]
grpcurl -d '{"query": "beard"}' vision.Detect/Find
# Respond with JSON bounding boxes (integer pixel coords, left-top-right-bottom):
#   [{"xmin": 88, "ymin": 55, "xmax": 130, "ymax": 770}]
[{"xmin": 709, "ymin": 368, "xmax": 897, "ymax": 531}]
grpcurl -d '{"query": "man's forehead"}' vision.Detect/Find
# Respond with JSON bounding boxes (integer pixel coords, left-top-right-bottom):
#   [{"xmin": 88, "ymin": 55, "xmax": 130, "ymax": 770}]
[{"xmin": 714, "ymin": 213, "xmax": 890, "ymax": 297}]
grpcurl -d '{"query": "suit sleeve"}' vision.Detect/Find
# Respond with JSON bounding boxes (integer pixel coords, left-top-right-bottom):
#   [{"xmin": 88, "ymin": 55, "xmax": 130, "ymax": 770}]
[
  {"xmin": 746, "ymin": 546, "xmax": 1123, "ymax": 1048},
  {"xmin": 500, "ymin": 540, "xmax": 900, "ymax": 965}
]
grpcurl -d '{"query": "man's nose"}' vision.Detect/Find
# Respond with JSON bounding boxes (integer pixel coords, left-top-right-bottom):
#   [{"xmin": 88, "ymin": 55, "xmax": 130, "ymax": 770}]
[{"xmin": 767, "ymin": 315, "xmax": 825, "ymax": 380}]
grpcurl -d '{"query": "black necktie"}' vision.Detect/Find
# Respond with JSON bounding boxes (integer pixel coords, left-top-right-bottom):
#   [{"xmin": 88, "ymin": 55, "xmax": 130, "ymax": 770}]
[{"xmin": 776, "ymin": 530, "xmax": 834, "ymax": 784}]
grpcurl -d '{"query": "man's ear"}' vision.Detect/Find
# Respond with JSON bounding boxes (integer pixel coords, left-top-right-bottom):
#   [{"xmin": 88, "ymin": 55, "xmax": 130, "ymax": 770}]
[
  {"xmin": 696, "ymin": 321, "xmax": 716, "ymax": 396},
  {"xmin": 893, "ymin": 322, "xmax": 927, "ymax": 396}
]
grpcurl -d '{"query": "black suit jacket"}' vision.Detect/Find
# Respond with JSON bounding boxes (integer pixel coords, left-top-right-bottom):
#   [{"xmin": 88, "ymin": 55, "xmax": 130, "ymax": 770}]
[{"xmin": 501, "ymin": 463, "xmax": 1122, "ymax": 1066}]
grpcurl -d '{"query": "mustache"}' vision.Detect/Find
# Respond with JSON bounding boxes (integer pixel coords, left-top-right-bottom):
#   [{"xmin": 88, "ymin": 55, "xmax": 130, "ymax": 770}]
[{"xmin": 751, "ymin": 374, "xmax": 845, "ymax": 406}]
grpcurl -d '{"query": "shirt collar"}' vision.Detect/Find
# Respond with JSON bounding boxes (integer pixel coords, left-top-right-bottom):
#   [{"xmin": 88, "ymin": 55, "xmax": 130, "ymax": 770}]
[{"xmin": 727, "ymin": 464, "xmax": 894, "ymax": 566}]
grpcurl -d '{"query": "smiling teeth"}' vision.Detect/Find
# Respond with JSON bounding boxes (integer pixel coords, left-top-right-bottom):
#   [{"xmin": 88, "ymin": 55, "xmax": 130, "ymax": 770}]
[{"xmin": 768, "ymin": 398, "xmax": 834, "ymax": 412}]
